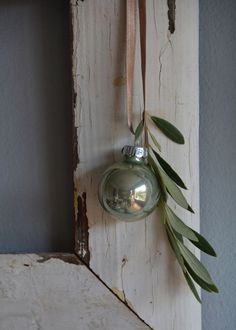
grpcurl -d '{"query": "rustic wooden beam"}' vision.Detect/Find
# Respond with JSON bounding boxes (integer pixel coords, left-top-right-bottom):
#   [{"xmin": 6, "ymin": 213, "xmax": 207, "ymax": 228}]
[{"xmin": 71, "ymin": 1, "xmax": 200, "ymax": 328}]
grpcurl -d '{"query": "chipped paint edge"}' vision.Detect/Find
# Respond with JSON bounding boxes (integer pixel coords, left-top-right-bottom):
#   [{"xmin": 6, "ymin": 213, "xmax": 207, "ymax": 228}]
[{"xmin": 70, "ymin": 0, "xmax": 91, "ymax": 265}]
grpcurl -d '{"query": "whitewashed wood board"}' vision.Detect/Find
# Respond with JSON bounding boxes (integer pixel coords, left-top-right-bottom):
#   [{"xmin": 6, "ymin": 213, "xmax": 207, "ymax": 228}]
[
  {"xmin": 0, "ymin": 254, "xmax": 150, "ymax": 330},
  {"xmin": 71, "ymin": 0, "xmax": 200, "ymax": 329}
]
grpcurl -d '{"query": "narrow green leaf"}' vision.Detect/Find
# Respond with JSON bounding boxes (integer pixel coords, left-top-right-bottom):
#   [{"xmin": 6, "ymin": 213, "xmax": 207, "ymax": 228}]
[
  {"xmin": 153, "ymin": 150, "xmax": 187, "ymax": 189},
  {"xmin": 166, "ymin": 225, "xmax": 185, "ymax": 270},
  {"xmin": 177, "ymin": 241, "xmax": 215, "ymax": 285},
  {"xmin": 134, "ymin": 119, "xmax": 144, "ymax": 140},
  {"xmin": 151, "ymin": 116, "xmax": 185, "ymax": 144},
  {"xmin": 185, "ymin": 262, "xmax": 219, "ymax": 293},
  {"xmin": 190, "ymin": 230, "xmax": 217, "ymax": 257},
  {"xmin": 165, "ymin": 206, "xmax": 198, "ymax": 241},
  {"xmin": 158, "ymin": 167, "xmax": 194, "ymax": 212},
  {"xmin": 173, "ymin": 230, "xmax": 183, "ymax": 243},
  {"xmin": 148, "ymin": 155, "xmax": 168, "ymax": 202},
  {"xmin": 148, "ymin": 131, "xmax": 161, "ymax": 151},
  {"xmin": 183, "ymin": 271, "xmax": 202, "ymax": 303}
]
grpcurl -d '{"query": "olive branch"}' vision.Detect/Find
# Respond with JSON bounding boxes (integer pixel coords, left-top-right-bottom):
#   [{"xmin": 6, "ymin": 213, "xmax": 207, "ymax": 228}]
[{"xmin": 134, "ymin": 112, "xmax": 218, "ymax": 303}]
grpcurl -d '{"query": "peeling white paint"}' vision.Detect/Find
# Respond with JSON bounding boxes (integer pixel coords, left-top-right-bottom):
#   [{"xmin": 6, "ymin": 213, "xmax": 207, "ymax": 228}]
[{"xmin": 0, "ymin": 254, "xmax": 150, "ymax": 330}]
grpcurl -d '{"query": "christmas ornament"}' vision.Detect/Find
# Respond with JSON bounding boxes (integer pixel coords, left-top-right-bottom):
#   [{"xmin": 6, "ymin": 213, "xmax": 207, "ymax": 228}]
[{"xmin": 98, "ymin": 146, "xmax": 161, "ymax": 221}]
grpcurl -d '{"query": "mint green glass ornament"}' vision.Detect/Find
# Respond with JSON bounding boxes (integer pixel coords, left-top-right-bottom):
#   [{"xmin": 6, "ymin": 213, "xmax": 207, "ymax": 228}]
[{"xmin": 98, "ymin": 146, "xmax": 161, "ymax": 222}]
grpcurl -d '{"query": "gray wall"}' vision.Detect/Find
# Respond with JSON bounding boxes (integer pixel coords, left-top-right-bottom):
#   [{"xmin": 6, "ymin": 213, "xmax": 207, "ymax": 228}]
[
  {"xmin": 200, "ymin": 0, "xmax": 236, "ymax": 329},
  {"xmin": 0, "ymin": 0, "xmax": 74, "ymax": 252}
]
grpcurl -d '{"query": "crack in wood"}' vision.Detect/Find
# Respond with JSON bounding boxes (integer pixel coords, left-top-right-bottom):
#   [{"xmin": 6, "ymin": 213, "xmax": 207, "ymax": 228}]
[
  {"xmin": 120, "ymin": 256, "xmax": 129, "ymax": 307},
  {"xmin": 73, "ymin": 251, "xmax": 154, "ymax": 330},
  {"xmin": 167, "ymin": 0, "xmax": 176, "ymax": 34},
  {"xmin": 76, "ymin": 192, "xmax": 90, "ymax": 265},
  {"xmin": 158, "ymin": 40, "xmax": 171, "ymax": 99}
]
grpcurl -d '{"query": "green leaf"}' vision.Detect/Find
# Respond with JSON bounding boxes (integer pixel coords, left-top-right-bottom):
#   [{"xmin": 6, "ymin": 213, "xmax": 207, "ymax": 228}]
[
  {"xmin": 158, "ymin": 166, "xmax": 194, "ymax": 212},
  {"xmin": 190, "ymin": 230, "xmax": 217, "ymax": 257},
  {"xmin": 151, "ymin": 116, "xmax": 185, "ymax": 144},
  {"xmin": 185, "ymin": 262, "xmax": 219, "ymax": 293},
  {"xmin": 183, "ymin": 271, "xmax": 202, "ymax": 303},
  {"xmin": 153, "ymin": 150, "xmax": 187, "ymax": 189},
  {"xmin": 148, "ymin": 155, "xmax": 167, "ymax": 202},
  {"xmin": 177, "ymin": 241, "xmax": 215, "ymax": 285},
  {"xmin": 166, "ymin": 225, "xmax": 185, "ymax": 270},
  {"xmin": 148, "ymin": 131, "xmax": 161, "ymax": 151},
  {"xmin": 173, "ymin": 230, "xmax": 183, "ymax": 243},
  {"xmin": 165, "ymin": 206, "xmax": 198, "ymax": 241},
  {"xmin": 134, "ymin": 119, "xmax": 144, "ymax": 140}
]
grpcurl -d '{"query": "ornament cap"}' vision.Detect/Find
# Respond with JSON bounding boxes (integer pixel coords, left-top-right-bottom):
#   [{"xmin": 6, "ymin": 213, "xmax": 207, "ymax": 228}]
[{"xmin": 122, "ymin": 145, "xmax": 148, "ymax": 159}]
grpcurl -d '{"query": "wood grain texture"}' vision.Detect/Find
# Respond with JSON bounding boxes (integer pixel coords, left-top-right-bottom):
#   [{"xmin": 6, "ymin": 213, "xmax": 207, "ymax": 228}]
[
  {"xmin": 71, "ymin": 1, "xmax": 200, "ymax": 329},
  {"xmin": 0, "ymin": 254, "xmax": 149, "ymax": 330}
]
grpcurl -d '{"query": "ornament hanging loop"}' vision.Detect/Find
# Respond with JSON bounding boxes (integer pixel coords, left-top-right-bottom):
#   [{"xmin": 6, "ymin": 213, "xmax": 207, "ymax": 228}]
[
  {"xmin": 126, "ymin": 0, "xmax": 137, "ymax": 134},
  {"xmin": 138, "ymin": 0, "xmax": 146, "ymax": 111},
  {"xmin": 138, "ymin": 0, "xmax": 148, "ymax": 148},
  {"xmin": 126, "ymin": 0, "xmax": 147, "ymax": 146}
]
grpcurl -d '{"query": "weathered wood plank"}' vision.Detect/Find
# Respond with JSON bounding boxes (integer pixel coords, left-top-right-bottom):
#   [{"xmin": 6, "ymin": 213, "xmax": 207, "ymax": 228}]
[
  {"xmin": 71, "ymin": 1, "xmax": 200, "ymax": 329},
  {"xmin": 0, "ymin": 254, "xmax": 150, "ymax": 330}
]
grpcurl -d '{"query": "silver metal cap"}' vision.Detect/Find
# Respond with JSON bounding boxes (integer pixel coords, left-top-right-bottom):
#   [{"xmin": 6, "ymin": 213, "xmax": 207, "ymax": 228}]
[{"xmin": 122, "ymin": 146, "xmax": 148, "ymax": 159}]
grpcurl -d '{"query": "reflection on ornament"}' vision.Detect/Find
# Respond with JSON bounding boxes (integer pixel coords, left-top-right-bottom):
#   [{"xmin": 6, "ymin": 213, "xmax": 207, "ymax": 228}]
[{"xmin": 98, "ymin": 146, "xmax": 161, "ymax": 222}]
